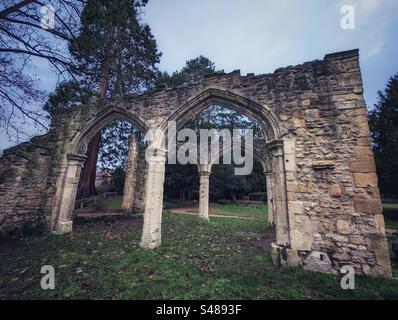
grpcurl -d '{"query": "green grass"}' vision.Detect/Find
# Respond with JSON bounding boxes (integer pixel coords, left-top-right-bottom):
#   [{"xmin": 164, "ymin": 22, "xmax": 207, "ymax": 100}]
[
  {"xmin": 76, "ymin": 195, "xmax": 123, "ymax": 213},
  {"xmin": 173, "ymin": 203, "xmax": 268, "ymax": 220},
  {"xmin": 97, "ymin": 195, "xmax": 123, "ymax": 209},
  {"xmin": 214, "ymin": 204, "xmax": 268, "ymax": 219},
  {"xmin": 0, "ymin": 214, "xmax": 397, "ymax": 300},
  {"xmin": 383, "ymin": 203, "xmax": 398, "ymax": 229}
]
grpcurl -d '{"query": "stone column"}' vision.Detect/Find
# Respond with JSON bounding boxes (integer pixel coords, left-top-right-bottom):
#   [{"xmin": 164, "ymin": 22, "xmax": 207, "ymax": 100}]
[
  {"xmin": 267, "ymin": 140, "xmax": 290, "ymax": 247},
  {"xmin": 198, "ymin": 171, "xmax": 211, "ymax": 221},
  {"xmin": 56, "ymin": 154, "xmax": 86, "ymax": 234},
  {"xmin": 140, "ymin": 148, "xmax": 166, "ymax": 249},
  {"xmin": 121, "ymin": 135, "xmax": 139, "ymax": 211},
  {"xmin": 264, "ymin": 170, "xmax": 274, "ymax": 226}
]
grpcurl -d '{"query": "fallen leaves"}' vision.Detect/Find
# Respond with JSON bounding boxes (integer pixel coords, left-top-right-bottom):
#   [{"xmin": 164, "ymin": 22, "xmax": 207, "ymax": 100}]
[{"xmin": 200, "ymin": 266, "xmax": 215, "ymax": 273}]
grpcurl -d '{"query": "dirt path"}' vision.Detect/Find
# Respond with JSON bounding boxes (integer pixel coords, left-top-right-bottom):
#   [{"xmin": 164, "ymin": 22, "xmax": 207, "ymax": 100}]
[
  {"xmin": 76, "ymin": 211, "xmax": 128, "ymax": 218},
  {"xmin": 169, "ymin": 207, "xmax": 260, "ymax": 220},
  {"xmin": 75, "ymin": 204, "xmax": 264, "ymax": 221}
]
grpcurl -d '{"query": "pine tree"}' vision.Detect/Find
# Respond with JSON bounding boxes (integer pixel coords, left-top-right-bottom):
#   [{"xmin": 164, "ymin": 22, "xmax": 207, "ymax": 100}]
[
  {"xmin": 160, "ymin": 56, "xmax": 220, "ymax": 87},
  {"xmin": 43, "ymin": 80, "xmax": 95, "ymax": 117},
  {"xmin": 69, "ymin": 0, "xmax": 161, "ymax": 197},
  {"xmin": 368, "ymin": 73, "xmax": 398, "ymax": 198}
]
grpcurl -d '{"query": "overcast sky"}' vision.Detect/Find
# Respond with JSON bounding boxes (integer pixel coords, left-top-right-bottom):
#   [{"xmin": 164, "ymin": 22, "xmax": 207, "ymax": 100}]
[{"xmin": 1, "ymin": 0, "xmax": 397, "ymax": 152}]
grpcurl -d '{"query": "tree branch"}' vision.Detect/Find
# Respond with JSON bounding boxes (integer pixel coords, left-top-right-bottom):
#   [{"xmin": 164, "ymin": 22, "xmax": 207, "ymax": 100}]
[{"xmin": 0, "ymin": 0, "xmax": 36, "ymax": 19}]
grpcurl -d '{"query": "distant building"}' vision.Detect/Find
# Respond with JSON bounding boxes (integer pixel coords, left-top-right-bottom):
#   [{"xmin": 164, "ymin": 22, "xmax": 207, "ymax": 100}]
[{"xmin": 95, "ymin": 170, "xmax": 113, "ymax": 188}]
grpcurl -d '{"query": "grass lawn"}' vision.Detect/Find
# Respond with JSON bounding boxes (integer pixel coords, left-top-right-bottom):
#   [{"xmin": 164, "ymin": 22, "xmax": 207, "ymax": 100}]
[
  {"xmin": 75, "ymin": 195, "xmax": 123, "ymax": 213},
  {"xmin": 384, "ymin": 203, "xmax": 398, "ymax": 229},
  {"xmin": 1, "ymin": 213, "xmax": 397, "ymax": 300},
  {"xmin": 171, "ymin": 202, "xmax": 268, "ymax": 220},
  {"xmin": 213, "ymin": 203, "xmax": 268, "ymax": 220}
]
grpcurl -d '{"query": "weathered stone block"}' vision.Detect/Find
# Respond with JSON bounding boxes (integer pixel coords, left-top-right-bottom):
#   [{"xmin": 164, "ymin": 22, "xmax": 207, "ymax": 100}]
[
  {"xmin": 354, "ymin": 199, "xmax": 382, "ymax": 215},
  {"xmin": 55, "ymin": 220, "xmax": 73, "ymax": 234},
  {"xmin": 286, "ymin": 249, "xmax": 300, "ymax": 267},
  {"xmin": 366, "ymin": 235, "xmax": 392, "ymax": 277},
  {"xmin": 289, "ymin": 201, "xmax": 304, "ymax": 214},
  {"xmin": 291, "ymin": 229, "xmax": 313, "ymax": 251},
  {"xmin": 350, "ymin": 235, "xmax": 365, "ymax": 245},
  {"xmin": 298, "ymin": 182, "xmax": 314, "ymax": 193},
  {"xmin": 330, "ymin": 183, "xmax": 342, "ymax": 197},
  {"xmin": 303, "ymin": 251, "xmax": 335, "ymax": 274},
  {"xmin": 352, "ymin": 146, "xmax": 373, "ymax": 159},
  {"xmin": 374, "ymin": 214, "xmax": 386, "ymax": 234},
  {"xmin": 353, "ymin": 173, "xmax": 378, "ymax": 188},
  {"xmin": 336, "ymin": 101, "xmax": 357, "ymax": 110},
  {"xmin": 271, "ymin": 243, "xmax": 281, "ymax": 267},
  {"xmin": 336, "ymin": 219, "xmax": 355, "ymax": 235},
  {"xmin": 350, "ymin": 159, "xmax": 376, "ymax": 173}
]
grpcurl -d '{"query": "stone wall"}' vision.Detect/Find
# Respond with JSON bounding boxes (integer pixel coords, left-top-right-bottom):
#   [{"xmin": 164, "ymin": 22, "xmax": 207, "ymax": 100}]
[
  {"xmin": 281, "ymin": 51, "xmax": 391, "ymax": 276},
  {"xmin": 132, "ymin": 141, "xmax": 147, "ymax": 213},
  {"xmin": 121, "ymin": 136, "xmax": 147, "ymax": 214},
  {"xmin": 0, "ymin": 49, "xmax": 391, "ymax": 276},
  {"xmin": 0, "ymin": 134, "xmax": 55, "ymax": 236}
]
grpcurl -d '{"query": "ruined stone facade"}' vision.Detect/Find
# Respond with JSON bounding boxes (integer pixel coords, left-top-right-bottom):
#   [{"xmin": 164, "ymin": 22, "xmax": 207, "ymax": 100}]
[
  {"xmin": 121, "ymin": 135, "xmax": 147, "ymax": 213},
  {"xmin": 0, "ymin": 49, "xmax": 391, "ymax": 277}
]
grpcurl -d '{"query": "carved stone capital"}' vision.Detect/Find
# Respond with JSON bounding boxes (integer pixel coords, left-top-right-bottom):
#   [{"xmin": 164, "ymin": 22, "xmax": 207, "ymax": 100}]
[
  {"xmin": 146, "ymin": 147, "xmax": 167, "ymax": 164},
  {"xmin": 67, "ymin": 153, "xmax": 87, "ymax": 166},
  {"xmin": 266, "ymin": 139, "xmax": 284, "ymax": 157},
  {"xmin": 199, "ymin": 171, "xmax": 211, "ymax": 177}
]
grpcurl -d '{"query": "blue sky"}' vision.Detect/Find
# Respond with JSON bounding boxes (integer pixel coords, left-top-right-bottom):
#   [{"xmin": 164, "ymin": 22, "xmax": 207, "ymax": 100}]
[{"xmin": 1, "ymin": 0, "xmax": 397, "ymax": 152}]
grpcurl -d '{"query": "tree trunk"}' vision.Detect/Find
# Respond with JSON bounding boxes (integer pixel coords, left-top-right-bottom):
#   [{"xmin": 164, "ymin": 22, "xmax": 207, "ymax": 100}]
[
  {"xmin": 77, "ymin": 59, "xmax": 110, "ymax": 198},
  {"xmin": 180, "ymin": 190, "xmax": 186, "ymax": 202},
  {"xmin": 78, "ymin": 133, "xmax": 101, "ymax": 198}
]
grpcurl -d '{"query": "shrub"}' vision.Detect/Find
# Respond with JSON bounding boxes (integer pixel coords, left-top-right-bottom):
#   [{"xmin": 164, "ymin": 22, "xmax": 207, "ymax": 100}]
[
  {"xmin": 217, "ymin": 199, "xmax": 234, "ymax": 205},
  {"xmin": 248, "ymin": 192, "xmax": 267, "ymax": 202}
]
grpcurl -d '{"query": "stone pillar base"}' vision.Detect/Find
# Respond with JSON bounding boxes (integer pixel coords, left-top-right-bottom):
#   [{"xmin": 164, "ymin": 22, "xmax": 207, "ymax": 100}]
[
  {"xmin": 271, "ymin": 242, "xmax": 300, "ymax": 268},
  {"xmin": 271, "ymin": 243, "xmax": 282, "ymax": 267},
  {"xmin": 54, "ymin": 220, "xmax": 73, "ymax": 234},
  {"xmin": 140, "ymin": 229, "xmax": 161, "ymax": 249}
]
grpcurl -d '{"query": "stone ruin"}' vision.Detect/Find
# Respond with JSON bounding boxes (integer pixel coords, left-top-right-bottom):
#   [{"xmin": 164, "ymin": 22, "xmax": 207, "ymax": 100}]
[{"xmin": 0, "ymin": 49, "xmax": 392, "ymax": 277}]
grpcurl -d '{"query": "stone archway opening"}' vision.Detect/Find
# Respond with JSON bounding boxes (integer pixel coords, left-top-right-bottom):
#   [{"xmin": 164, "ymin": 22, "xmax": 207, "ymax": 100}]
[
  {"xmin": 51, "ymin": 107, "xmax": 149, "ymax": 234},
  {"xmin": 164, "ymin": 162, "xmax": 199, "ymax": 207},
  {"xmin": 208, "ymin": 158, "xmax": 269, "ymax": 221},
  {"xmin": 73, "ymin": 119, "xmax": 147, "ymax": 218},
  {"xmin": 163, "ymin": 103, "xmax": 267, "ymax": 217},
  {"xmin": 161, "ymin": 94, "xmax": 289, "ymax": 259}
]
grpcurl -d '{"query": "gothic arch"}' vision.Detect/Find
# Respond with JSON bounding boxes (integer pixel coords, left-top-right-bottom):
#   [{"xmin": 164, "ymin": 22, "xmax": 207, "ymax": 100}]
[
  {"xmin": 51, "ymin": 106, "xmax": 149, "ymax": 233},
  {"xmin": 70, "ymin": 105, "xmax": 149, "ymax": 155},
  {"xmin": 196, "ymin": 137, "xmax": 278, "ymax": 229},
  {"xmin": 206, "ymin": 139, "xmax": 268, "ymax": 173},
  {"xmin": 161, "ymin": 88, "xmax": 282, "ymax": 142}
]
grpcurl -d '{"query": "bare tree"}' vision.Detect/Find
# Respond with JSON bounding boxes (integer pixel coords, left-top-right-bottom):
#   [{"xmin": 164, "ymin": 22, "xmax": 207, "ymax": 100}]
[{"xmin": 0, "ymin": 0, "xmax": 85, "ymax": 141}]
